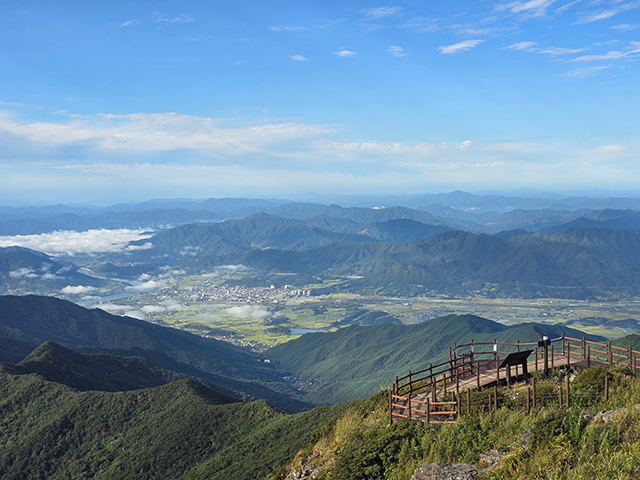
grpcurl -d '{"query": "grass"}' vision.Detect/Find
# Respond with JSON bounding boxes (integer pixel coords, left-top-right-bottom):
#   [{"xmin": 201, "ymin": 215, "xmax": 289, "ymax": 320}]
[{"xmin": 276, "ymin": 366, "xmax": 640, "ymax": 480}]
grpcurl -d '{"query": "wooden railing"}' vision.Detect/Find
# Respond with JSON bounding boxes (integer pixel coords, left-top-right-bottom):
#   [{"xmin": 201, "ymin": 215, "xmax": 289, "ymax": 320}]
[{"xmin": 390, "ymin": 333, "xmax": 640, "ymax": 425}]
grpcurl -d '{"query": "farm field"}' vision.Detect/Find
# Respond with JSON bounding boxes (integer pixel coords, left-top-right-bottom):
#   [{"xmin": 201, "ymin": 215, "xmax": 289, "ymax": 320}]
[{"xmin": 85, "ymin": 275, "xmax": 640, "ymax": 348}]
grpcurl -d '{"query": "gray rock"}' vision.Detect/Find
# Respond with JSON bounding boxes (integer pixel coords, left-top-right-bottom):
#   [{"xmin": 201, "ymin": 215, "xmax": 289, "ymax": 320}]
[
  {"xmin": 479, "ymin": 449, "xmax": 505, "ymax": 465},
  {"xmin": 411, "ymin": 462, "xmax": 478, "ymax": 480},
  {"xmin": 593, "ymin": 408, "xmax": 627, "ymax": 425},
  {"xmin": 285, "ymin": 461, "xmax": 320, "ymax": 480},
  {"xmin": 519, "ymin": 428, "xmax": 533, "ymax": 448},
  {"xmin": 582, "ymin": 407, "xmax": 593, "ymax": 422}
]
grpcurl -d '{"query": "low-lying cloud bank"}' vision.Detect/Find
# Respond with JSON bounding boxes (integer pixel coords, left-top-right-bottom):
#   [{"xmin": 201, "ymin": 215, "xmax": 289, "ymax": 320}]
[{"xmin": 0, "ymin": 229, "xmax": 153, "ymax": 255}]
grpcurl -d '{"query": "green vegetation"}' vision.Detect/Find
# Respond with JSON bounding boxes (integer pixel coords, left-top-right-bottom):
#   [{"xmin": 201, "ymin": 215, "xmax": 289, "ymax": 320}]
[
  {"xmin": 0, "ymin": 369, "xmax": 355, "ymax": 480},
  {"xmin": 278, "ymin": 367, "xmax": 640, "ymax": 480},
  {"xmin": 0, "ymin": 295, "xmax": 309, "ymax": 411},
  {"xmin": 268, "ymin": 314, "xmax": 605, "ymax": 405}
]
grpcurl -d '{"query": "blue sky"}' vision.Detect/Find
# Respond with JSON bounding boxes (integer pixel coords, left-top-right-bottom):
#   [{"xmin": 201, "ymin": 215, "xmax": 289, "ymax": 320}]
[{"xmin": 0, "ymin": 0, "xmax": 639, "ymax": 204}]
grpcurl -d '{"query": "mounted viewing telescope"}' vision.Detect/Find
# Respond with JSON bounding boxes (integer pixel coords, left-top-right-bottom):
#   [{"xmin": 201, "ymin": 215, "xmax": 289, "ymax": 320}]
[{"xmin": 538, "ymin": 336, "xmax": 551, "ymax": 376}]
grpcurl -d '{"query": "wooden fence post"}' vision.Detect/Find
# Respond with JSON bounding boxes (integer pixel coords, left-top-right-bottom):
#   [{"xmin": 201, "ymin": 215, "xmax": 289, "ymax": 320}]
[
  {"xmin": 567, "ymin": 343, "xmax": 570, "ymax": 368},
  {"xmin": 558, "ymin": 385, "xmax": 562, "ymax": 407},
  {"xmin": 604, "ymin": 375, "xmax": 609, "ymax": 402},
  {"xmin": 467, "ymin": 388, "xmax": 471, "ymax": 416},
  {"xmin": 527, "ymin": 386, "xmax": 531, "ymax": 414},
  {"xmin": 535, "ymin": 348, "xmax": 539, "ymax": 372},
  {"xmin": 408, "ymin": 390, "xmax": 412, "ymax": 421},
  {"xmin": 488, "ymin": 392, "xmax": 492, "ymax": 414},
  {"xmin": 629, "ymin": 346, "xmax": 633, "ymax": 370},
  {"xmin": 494, "ymin": 385, "xmax": 498, "ymax": 412},
  {"xmin": 532, "ymin": 377, "xmax": 536, "ymax": 408},
  {"xmin": 551, "ymin": 345, "xmax": 554, "ymax": 369},
  {"xmin": 562, "ymin": 333, "xmax": 565, "ymax": 356},
  {"xmin": 389, "ymin": 389, "xmax": 393, "ymax": 425},
  {"xmin": 608, "ymin": 342, "xmax": 612, "ymax": 369},
  {"xmin": 477, "ymin": 364, "xmax": 481, "ymax": 390},
  {"xmin": 582, "ymin": 337, "xmax": 586, "ymax": 359},
  {"xmin": 426, "ymin": 398, "xmax": 430, "ymax": 425},
  {"xmin": 456, "ymin": 390, "xmax": 461, "ymax": 420},
  {"xmin": 587, "ymin": 346, "xmax": 591, "ymax": 369},
  {"xmin": 566, "ymin": 375, "xmax": 570, "ymax": 408}
]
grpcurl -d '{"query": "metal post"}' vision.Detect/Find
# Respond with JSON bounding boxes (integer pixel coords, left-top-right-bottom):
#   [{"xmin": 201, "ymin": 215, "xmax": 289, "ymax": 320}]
[{"xmin": 544, "ymin": 342, "xmax": 549, "ymax": 376}]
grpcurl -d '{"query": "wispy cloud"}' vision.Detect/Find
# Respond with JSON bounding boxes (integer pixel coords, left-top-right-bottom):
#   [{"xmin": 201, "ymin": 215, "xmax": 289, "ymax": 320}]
[
  {"xmin": 269, "ymin": 25, "xmax": 308, "ymax": 32},
  {"xmin": 496, "ymin": 0, "xmax": 558, "ymax": 17},
  {"xmin": 571, "ymin": 42, "xmax": 640, "ymax": 61},
  {"xmin": 575, "ymin": 1, "xmax": 640, "ymax": 24},
  {"xmin": 290, "ymin": 54, "xmax": 309, "ymax": 61},
  {"xmin": 120, "ymin": 20, "xmax": 139, "ymax": 28},
  {"xmin": 333, "ymin": 49, "xmax": 357, "ymax": 57},
  {"xmin": 560, "ymin": 65, "xmax": 611, "ymax": 77},
  {"xmin": 611, "ymin": 23, "xmax": 639, "ymax": 30},
  {"xmin": 154, "ymin": 13, "xmax": 194, "ymax": 23},
  {"xmin": 439, "ymin": 39, "xmax": 484, "ymax": 54},
  {"xmin": 504, "ymin": 41, "xmax": 539, "ymax": 51},
  {"xmin": 386, "ymin": 46, "xmax": 407, "ymax": 57},
  {"xmin": 362, "ymin": 6, "xmax": 403, "ymax": 19},
  {"xmin": 539, "ymin": 46, "xmax": 588, "ymax": 55}
]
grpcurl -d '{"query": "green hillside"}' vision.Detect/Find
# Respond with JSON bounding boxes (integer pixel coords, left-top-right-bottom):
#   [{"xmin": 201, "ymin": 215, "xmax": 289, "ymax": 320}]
[
  {"xmin": 0, "ymin": 370, "xmax": 354, "ymax": 480},
  {"xmin": 0, "ymin": 295, "xmax": 307, "ymax": 411},
  {"xmin": 268, "ymin": 315, "xmax": 605, "ymax": 405},
  {"xmin": 2, "ymin": 341, "xmax": 191, "ymax": 393},
  {"xmin": 0, "ymin": 247, "xmax": 109, "ymax": 294}
]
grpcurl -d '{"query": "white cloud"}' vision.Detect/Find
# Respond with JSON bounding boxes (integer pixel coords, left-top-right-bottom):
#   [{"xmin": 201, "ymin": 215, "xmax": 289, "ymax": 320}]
[
  {"xmin": 539, "ymin": 46, "xmax": 588, "ymax": 55},
  {"xmin": 60, "ymin": 285, "xmax": 96, "ymax": 294},
  {"xmin": 571, "ymin": 42, "xmax": 640, "ymax": 61},
  {"xmin": 575, "ymin": 2, "xmax": 640, "ymax": 24},
  {"xmin": 0, "ymin": 111, "xmax": 339, "ymax": 158},
  {"xmin": 582, "ymin": 144, "xmax": 626, "ymax": 161},
  {"xmin": 141, "ymin": 305, "xmax": 167, "ymax": 314},
  {"xmin": 120, "ymin": 20, "xmax": 139, "ymax": 28},
  {"xmin": 197, "ymin": 313, "xmax": 221, "ymax": 320},
  {"xmin": 505, "ymin": 41, "xmax": 539, "ymax": 51},
  {"xmin": 0, "ymin": 229, "xmax": 153, "ymax": 255},
  {"xmin": 386, "ymin": 46, "xmax": 407, "ymax": 57},
  {"xmin": 9, "ymin": 267, "xmax": 38, "ymax": 279},
  {"xmin": 290, "ymin": 54, "xmax": 309, "ymax": 61},
  {"xmin": 333, "ymin": 49, "xmax": 357, "ymax": 57},
  {"xmin": 439, "ymin": 39, "xmax": 484, "ymax": 54},
  {"xmin": 560, "ymin": 65, "xmax": 611, "ymax": 77},
  {"xmin": 225, "ymin": 305, "xmax": 271, "ymax": 319},
  {"xmin": 611, "ymin": 23, "xmax": 639, "ymax": 30},
  {"xmin": 124, "ymin": 310, "xmax": 146, "ymax": 320},
  {"xmin": 496, "ymin": 0, "xmax": 558, "ymax": 17},
  {"xmin": 127, "ymin": 280, "xmax": 165, "ymax": 290},
  {"xmin": 270, "ymin": 25, "xmax": 308, "ymax": 32},
  {"xmin": 154, "ymin": 14, "xmax": 194, "ymax": 23},
  {"xmin": 362, "ymin": 7, "xmax": 403, "ymax": 19}
]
